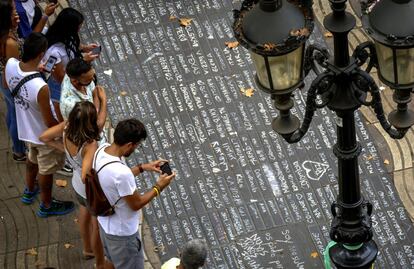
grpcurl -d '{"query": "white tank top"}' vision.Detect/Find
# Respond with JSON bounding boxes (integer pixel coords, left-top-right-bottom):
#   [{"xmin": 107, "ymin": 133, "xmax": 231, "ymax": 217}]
[
  {"xmin": 5, "ymin": 58, "xmax": 48, "ymax": 145},
  {"xmin": 63, "ymin": 131, "xmax": 87, "ymax": 198}
]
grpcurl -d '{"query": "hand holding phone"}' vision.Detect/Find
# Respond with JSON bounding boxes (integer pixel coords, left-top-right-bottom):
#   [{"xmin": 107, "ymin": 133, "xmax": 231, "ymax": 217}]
[
  {"xmin": 44, "ymin": 56, "xmax": 57, "ymax": 73},
  {"xmin": 160, "ymin": 162, "xmax": 172, "ymax": 175},
  {"xmin": 90, "ymin": 45, "xmax": 101, "ymax": 55}
]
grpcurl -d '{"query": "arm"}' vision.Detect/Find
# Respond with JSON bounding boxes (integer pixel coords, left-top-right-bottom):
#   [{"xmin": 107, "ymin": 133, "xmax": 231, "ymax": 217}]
[
  {"xmin": 130, "ymin": 159, "xmax": 167, "ymax": 176},
  {"xmin": 124, "ymin": 172, "xmax": 176, "ymax": 211},
  {"xmin": 79, "ymin": 43, "xmax": 98, "ymax": 53},
  {"xmin": 5, "ymin": 38, "xmax": 20, "ymax": 61},
  {"xmin": 80, "ymin": 141, "xmax": 98, "ymax": 184},
  {"xmin": 51, "ymin": 62, "xmax": 65, "ymax": 83},
  {"xmin": 39, "ymin": 121, "xmax": 65, "ymax": 152},
  {"xmin": 32, "ymin": 4, "xmax": 57, "ymax": 33},
  {"xmin": 52, "ymin": 101, "xmax": 64, "ymax": 122},
  {"xmin": 123, "ymin": 190, "xmax": 158, "ymax": 211},
  {"xmin": 93, "ymin": 86, "xmax": 107, "ymax": 131},
  {"xmin": 38, "ymin": 85, "xmax": 59, "ymax": 127}
]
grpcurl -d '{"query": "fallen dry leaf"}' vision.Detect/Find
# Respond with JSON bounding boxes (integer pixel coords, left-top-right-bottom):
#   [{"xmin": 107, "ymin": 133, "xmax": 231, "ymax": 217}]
[
  {"xmin": 384, "ymin": 159, "xmax": 390, "ymax": 165},
  {"xmin": 64, "ymin": 243, "xmax": 74, "ymax": 249},
  {"xmin": 225, "ymin": 41, "xmax": 239, "ymax": 49},
  {"xmin": 153, "ymin": 244, "xmax": 165, "ymax": 253},
  {"xmin": 169, "ymin": 15, "xmax": 177, "ymax": 21},
  {"xmin": 365, "ymin": 155, "xmax": 374, "ymax": 160},
  {"xmin": 179, "ymin": 18, "xmax": 193, "ymax": 27},
  {"xmin": 74, "ymin": 218, "xmax": 79, "ymax": 224},
  {"xmin": 240, "ymin": 88, "xmax": 255, "ymax": 97},
  {"xmin": 55, "ymin": 179, "xmax": 67, "ymax": 188},
  {"xmin": 26, "ymin": 248, "xmax": 38, "ymax": 256},
  {"xmin": 290, "ymin": 28, "xmax": 310, "ymax": 37},
  {"xmin": 263, "ymin": 43, "xmax": 278, "ymax": 51},
  {"xmin": 324, "ymin": 31, "xmax": 333, "ymax": 38},
  {"xmin": 310, "ymin": 251, "xmax": 318, "ymax": 258},
  {"xmin": 120, "ymin": 91, "xmax": 128, "ymax": 96}
]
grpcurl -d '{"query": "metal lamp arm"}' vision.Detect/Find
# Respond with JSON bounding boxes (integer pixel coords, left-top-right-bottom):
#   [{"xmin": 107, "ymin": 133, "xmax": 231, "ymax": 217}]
[
  {"xmin": 353, "ymin": 69, "xmax": 408, "ymax": 139},
  {"xmin": 304, "ymin": 44, "xmax": 330, "ymax": 76},
  {"xmin": 283, "ymin": 71, "xmax": 336, "ymax": 143},
  {"xmin": 352, "ymin": 41, "xmax": 377, "ymax": 73}
]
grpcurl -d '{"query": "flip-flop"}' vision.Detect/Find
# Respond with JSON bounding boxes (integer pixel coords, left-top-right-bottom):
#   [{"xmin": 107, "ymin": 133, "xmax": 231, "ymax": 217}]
[{"xmin": 82, "ymin": 250, "xmax": 95, "ymax": 260}]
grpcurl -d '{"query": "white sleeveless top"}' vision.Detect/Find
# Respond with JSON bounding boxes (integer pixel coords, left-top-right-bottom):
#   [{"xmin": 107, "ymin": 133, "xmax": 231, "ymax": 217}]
[
  {"xmin": 63, "ymin": 132, "xmax": 87, "ymax": 198},
  {"xmin": 5, "ymin": 58, "xmax": 48, "ymax": 145}
]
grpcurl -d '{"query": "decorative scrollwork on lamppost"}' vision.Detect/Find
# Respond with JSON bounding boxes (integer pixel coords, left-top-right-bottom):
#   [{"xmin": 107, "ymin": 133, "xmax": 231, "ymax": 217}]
[{"xmin": 233, "ymin": 0, "xmax": 414, "ymax": 268}]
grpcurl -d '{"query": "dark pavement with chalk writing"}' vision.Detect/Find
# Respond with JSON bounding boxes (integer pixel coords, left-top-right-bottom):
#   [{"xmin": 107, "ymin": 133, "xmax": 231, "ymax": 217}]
[
  {"xmin": 1, "ymin": 0, "xmax": 413, "ymax": 268},
  {"xmin": 65, "ymin": 0, "xmax": 414, "ymax": 267}
]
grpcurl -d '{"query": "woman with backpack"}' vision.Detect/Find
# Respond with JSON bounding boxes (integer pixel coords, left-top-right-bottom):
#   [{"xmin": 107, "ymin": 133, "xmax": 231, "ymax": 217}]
[{"xmin": 39, "ymin": 101, "xmax": 106, "ymax": 268}]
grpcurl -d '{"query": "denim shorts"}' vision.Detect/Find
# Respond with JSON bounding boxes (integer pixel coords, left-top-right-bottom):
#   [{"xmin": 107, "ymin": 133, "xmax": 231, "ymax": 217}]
[
  {"xmin": 48, "ymin": 77, "xmax": 61, "ymax": 103},
  {"xmin": 99, "ymin": 225, "xmax": 144, "ymax": 269}
]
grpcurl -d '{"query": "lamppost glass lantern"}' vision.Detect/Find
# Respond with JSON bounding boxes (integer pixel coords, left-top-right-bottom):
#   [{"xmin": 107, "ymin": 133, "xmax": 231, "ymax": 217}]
[
  {"xmin": 362, "ymin": 0, "xmax": 414, "ymax": 89},
  {"xmin": 234, "ymin": 0, "xmax": 314, "ymax": 94},
  {"xmin": 250, "ymin": 45, "xmax": 304, "ymax": 91}
]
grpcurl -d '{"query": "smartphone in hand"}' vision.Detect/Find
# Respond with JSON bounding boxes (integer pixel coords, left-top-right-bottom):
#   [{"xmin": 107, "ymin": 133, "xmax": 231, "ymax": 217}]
[
  {"xmin": 44, "ymin": 56, "xmax": 57, "ymax": 73},
  {"xmin": 90, "ymin": 45, "xmax": 102, "ymax": 55},
  {"xmin": 49, "ymin": 0, "xmax": 58, "ymax": 4},
  {"xmin": 160, "ymin": 162, "xmax": 172, "ymax": 175}
]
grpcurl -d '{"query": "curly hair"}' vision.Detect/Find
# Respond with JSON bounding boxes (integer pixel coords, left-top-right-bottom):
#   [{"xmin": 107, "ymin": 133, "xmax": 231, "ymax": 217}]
[
  {"xmin": 66, "ymin": 101, "xmax": 100, "ymax": 147},
  {"xmin": 45, "ymin": 7, "xmax": 84, "ymax": 60}
]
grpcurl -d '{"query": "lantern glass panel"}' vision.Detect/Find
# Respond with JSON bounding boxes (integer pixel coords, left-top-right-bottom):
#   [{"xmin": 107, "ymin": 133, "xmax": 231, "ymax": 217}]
[
  {"xmin": 375, "ymin": 42, "xmax": 395, "ymax": 83},
  {"xmin": 250, "ymin": 45, "xmax": 303, "ymax": 91},
  {"xmin": 395, "ymin": 48, "xmax": 414, "ymax": 85}
]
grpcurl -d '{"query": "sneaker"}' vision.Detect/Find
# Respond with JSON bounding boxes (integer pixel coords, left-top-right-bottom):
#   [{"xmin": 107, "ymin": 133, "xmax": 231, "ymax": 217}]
[
  {"xmin": 56, "ymin": 163, "xmax": 73, "ymax": 176},
  {"xmin": 13, "ymin": 153, "xmax": 27, "ymax": 162},
  {"xmin": 21, "ymin": 186, "xmax": 40, "ymax": 204},
  {"xmin": 37, "ymin": 199, "xmax": 75, "ymax": 218}
]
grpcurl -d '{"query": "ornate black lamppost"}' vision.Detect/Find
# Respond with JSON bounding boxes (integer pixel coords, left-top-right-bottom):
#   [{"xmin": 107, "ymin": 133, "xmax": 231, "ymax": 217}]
[{"xmin": 233, "ymin": 0, "xmax": 414, "ymax": 268}]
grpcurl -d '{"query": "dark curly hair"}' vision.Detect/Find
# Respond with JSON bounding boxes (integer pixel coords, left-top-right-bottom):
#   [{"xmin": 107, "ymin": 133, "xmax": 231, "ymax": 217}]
[
  {"xmin": 0, "ymin": 0, "xmax": 13, "ymax": 47},
  {"xmin": 66, "ymin": 101, "xmax": 100, "ymax": 147},
  {"xmin": 45, "ymin": 7, "xmax": 84, "ymax": 60}
]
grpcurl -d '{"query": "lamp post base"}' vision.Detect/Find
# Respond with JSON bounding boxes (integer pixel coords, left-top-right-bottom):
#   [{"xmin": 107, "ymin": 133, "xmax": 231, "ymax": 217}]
[{"xmin": 330, "ymin": 240, "xmax": 378, "ymax": 269}]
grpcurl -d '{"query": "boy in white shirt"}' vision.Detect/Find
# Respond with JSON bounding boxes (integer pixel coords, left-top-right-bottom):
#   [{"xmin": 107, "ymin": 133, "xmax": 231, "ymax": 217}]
[
  {"xmin": 95, "ymin": 119, "xmax": 175, "ymax": 269},
  {"xmin": 4, "ymin": 33, "xmax": 74, "ymax": 217}
]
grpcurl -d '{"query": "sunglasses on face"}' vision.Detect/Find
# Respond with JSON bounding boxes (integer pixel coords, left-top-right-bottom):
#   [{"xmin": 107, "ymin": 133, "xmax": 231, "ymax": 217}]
[{"xmin": 77, "ymin": 80, "xmax": 92, "ymax": 86}]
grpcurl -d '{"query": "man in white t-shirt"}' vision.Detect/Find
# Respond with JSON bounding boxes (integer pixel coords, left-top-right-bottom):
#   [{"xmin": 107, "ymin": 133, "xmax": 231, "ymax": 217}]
[
  {"xmin": 95, "ymin": 119, "xmax": 175, "ymax": 269},
  {"xmin": 4, "ymin": 33, "xmax": 74, "ymax": 217}
]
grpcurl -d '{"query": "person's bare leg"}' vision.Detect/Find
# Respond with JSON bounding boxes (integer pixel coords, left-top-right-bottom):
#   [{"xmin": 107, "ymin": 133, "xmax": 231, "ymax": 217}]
[
  {"xmin": 78, "ymin": 206, "xmax": 93, "ymax": 256},
  {"xmin": 25, "ymin": 160, "xmax": 38, "ymax": 191},
  {"xmin": 92, "ymin": 217, "xmax": 107, "ymax": 269},
  {"xmin": 38, "ymin": 173, "xmax": 53, "ymax": 207}
]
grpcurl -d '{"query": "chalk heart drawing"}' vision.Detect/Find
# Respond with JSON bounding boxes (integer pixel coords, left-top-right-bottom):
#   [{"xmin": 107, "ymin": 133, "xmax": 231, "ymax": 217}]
[{"xmin": 302, "ymin": 160, "xmax": 329, "ymax": 181}]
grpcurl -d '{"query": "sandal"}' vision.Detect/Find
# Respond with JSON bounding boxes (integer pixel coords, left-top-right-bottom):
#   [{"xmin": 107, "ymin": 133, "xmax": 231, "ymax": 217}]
[{"xmin": 82, "ymin": 250, "xmax": 95, "ymax": 260}]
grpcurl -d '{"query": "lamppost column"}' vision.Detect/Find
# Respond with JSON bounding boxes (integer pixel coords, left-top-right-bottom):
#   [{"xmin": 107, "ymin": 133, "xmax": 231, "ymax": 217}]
[
  {"xmin": 336, "ymin": 112, "xmax": 361, "ymax": 206},
  {"xmin": 323, "ymin": 0, "xmax": 356, "ymax": 67}
]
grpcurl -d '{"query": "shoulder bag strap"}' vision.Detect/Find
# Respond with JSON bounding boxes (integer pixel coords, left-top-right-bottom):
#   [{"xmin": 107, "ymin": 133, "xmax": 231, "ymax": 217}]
[
  {"xmin": 93, "ymin": 145, "xmax": 107, "ymax": 171},
  {"xmin": 11, "ymin": 73, "xmax": 42, "ymax": 98},
  {"xmin": 96, "ymin": 160, "xmax": 123, "ymax": 207},
  {"xmin": 93, "ymin": 145, "xmax": 125, "ymax": 207}
]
